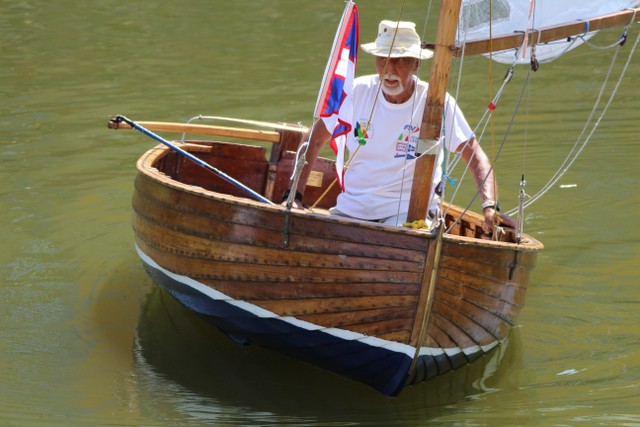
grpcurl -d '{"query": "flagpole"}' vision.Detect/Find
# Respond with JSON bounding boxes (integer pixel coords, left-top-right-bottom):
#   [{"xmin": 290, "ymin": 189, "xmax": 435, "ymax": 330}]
[{"xmin": 285, "ymin": 0, "xmax": 358, "ymax": 208}]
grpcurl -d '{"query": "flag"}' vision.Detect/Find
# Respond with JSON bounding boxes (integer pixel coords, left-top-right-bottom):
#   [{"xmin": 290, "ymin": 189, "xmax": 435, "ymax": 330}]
[{"xmin": 314, "ymin": 1, "xmax": 359, "ymax": 189}]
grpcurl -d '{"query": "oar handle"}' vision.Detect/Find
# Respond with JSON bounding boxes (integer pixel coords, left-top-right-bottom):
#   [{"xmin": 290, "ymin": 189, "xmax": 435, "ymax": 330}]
[{"xmin": 111, "ymin": 115, "xmax": 275, "ymax": 205}]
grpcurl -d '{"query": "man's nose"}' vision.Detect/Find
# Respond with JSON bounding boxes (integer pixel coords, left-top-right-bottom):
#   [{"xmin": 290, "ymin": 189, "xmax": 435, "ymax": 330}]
[{"xmin": 384, "ymin": 59, "xmax": 399, "ymax": 72}]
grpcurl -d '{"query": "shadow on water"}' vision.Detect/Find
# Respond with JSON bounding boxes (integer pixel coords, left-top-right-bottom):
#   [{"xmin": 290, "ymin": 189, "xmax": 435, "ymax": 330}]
[{"xmin": 131, "ymin": 286, "xmax": 526, "ymax": 425}]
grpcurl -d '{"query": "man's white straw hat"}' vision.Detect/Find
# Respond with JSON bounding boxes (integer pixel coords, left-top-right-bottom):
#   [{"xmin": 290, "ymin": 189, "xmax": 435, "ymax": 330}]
[{"xmin": 361, "ymin": 20, "xmax": 434, "ymax": 60}]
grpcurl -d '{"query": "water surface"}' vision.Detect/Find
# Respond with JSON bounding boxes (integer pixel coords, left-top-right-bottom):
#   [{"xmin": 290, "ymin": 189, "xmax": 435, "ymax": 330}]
[{"xmin": 1, "ymin": 1, "xmax": 639, "ymax": 425}]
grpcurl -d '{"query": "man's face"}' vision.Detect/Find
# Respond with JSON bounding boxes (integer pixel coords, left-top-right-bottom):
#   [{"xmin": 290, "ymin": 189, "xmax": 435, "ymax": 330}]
[{"xmin": 375, "ymin": 56, "xmax": 419, "ymax": 103}]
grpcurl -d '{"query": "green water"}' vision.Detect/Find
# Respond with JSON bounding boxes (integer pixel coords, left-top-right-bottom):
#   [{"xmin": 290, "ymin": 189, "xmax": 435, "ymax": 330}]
[{"xmin": 2, "ymin": 1, "xmax": 639, "ymax": 425}]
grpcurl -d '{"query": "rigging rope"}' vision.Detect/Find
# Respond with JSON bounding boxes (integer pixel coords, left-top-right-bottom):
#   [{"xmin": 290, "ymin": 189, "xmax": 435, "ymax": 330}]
[
  {"xmin": 444, "ymin": 60, "xmax": 529, "ymax": 234},
  {"xmin": 442, "ymin": 58, "xmax": 517, "ymax": 233},
  {"xmin": 505, "ymin": 24, "xmax": 640, "ymax": 216},
  {"xmin": 441, "ymin": 17, "xmax": 637, "ymax": 226}
]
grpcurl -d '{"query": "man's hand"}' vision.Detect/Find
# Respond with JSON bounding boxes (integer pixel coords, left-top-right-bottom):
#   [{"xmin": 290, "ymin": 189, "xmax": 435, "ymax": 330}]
[
  {"xmin": 482, "ymin": 208, "xmax": 516, "ymax": 235},
  {"xmin": 481, "ymin": 208, "xmax": 496, "ymax": 235},
  {"xmin": 281, "ymin": 188, "xmax": 304, "ymax": 210}
]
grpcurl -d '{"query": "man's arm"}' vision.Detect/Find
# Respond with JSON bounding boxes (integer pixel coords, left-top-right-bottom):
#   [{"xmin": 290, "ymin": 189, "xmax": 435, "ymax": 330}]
[
  {"xmin": 286, "ymin": 118, "xmax": 332, "ymax": 208},
  {"xmin": 457, "ymin": 137, "xmax": 509, "ymax": 232}
]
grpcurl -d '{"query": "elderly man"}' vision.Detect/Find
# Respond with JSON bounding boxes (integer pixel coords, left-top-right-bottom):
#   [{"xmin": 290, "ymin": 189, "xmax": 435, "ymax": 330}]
[{"xmin": 289, "ymin": 20, "xmax": 505, "ymax": 232}]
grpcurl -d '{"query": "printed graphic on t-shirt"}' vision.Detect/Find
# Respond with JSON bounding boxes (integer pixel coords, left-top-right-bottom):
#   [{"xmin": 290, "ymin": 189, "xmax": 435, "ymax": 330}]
[
  {"xmin": 394, "ymin": 123, "xmax": 420, "ymax": 159},
  {"xmin": 353, "ymin": 120, "xmax": 371, "ymax": 146}
]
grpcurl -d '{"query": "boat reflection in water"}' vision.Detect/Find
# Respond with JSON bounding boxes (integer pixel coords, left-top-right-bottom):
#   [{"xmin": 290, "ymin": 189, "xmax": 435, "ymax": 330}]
[{"xmin": 132, "ymin": 287, "xmax": 523, "ymax": 423}]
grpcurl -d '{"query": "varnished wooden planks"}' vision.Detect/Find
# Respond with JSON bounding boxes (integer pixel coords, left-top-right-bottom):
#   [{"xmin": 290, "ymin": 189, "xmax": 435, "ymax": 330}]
[
  {"xmin": 131, "ymin": 139, "xmax": 544, "ymax": 392},
  {"xmin": 254, "ymin": 295, "xmax": 419, "ymax": 317},
  {"xmin": 135, "ymin": 235, "xmax": 422, "ymax": 337},
  {"xmin": 133, "ymin": 167, "xmax": 431, "ymax": 254},
  {"xmin": 136, "ymin": 235, "xmax": 423, "ymax": 285},
  {"xmin": 133, "ymin": 212, "xmax": 424, "ymax": 275}
]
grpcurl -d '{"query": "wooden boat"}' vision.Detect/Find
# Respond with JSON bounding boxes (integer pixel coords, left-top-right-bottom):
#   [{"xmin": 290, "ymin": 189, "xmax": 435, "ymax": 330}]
[
  {"xmin": 109, "ymin": 1, "xmax": 639, "ymax": 396},
  {"xmin": 117, "ymin": 123, "xmax": 542, "ymax": 396}
]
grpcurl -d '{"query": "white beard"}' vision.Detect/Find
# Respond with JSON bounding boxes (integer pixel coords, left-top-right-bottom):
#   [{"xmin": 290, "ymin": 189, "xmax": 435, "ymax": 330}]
[{"xmin": 381, "ymin": 74, "xmax": 405, "ymax": 96}]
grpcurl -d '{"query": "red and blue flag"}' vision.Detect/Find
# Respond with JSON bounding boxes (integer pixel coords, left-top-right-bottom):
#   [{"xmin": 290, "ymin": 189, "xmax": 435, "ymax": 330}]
[{"xmin": 314, "ymin": 1, "xmax": 359, "ymax": 189}]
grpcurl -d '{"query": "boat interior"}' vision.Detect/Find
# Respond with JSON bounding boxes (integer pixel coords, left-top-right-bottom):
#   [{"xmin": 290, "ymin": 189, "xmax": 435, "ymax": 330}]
[{"xmin": 143, "ymin": 125, "xmax": 523, "ymax": 243}]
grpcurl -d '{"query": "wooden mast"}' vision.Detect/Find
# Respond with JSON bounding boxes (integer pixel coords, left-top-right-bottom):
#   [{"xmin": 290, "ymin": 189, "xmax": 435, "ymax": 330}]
[
  {"xmin": 407, "ymin": 0, "xmax": 462, "ymax": 221},
  {"xmin": 406, "ymin": 0, "xmax": 462, "ymax": 379}
]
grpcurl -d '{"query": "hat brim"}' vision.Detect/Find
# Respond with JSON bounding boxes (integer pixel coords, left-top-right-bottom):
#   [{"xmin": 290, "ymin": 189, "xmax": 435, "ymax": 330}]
[{"xmin": 361, "ymin": 42, "xmax": 434, "ymax": 60}]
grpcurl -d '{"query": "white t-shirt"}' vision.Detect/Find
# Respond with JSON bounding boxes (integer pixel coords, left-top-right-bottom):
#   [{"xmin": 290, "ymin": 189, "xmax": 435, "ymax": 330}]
[{"xmin": 322, "ymin": 74, "xmax": 473, "ymax": 220}]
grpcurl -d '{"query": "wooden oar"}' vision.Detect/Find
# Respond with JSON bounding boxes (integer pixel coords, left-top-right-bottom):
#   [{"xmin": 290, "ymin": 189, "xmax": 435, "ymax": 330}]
[{"xmin": 108, "ymin": 119, "xmax": 292, "ymax": 143}]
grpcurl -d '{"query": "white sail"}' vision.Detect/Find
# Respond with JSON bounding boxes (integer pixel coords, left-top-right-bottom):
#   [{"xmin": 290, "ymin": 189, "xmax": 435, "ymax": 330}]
[{"xmin": 458, "ymin": 0, "xmax": 640, "ymax": 64}]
